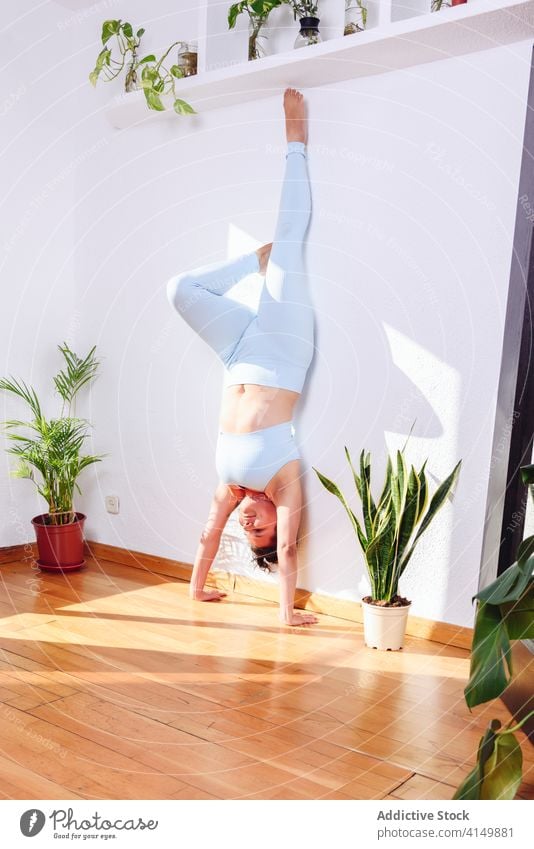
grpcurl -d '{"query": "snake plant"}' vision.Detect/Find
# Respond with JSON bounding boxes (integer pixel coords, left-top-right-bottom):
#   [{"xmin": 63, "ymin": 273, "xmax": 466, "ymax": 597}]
[
  {"xmin": 0, "ymin": 343, "xmax": 106, "ymax": 526},
  {"xmin": 313, "ymin": 428, "xmax": 462, "ymax": 602}
]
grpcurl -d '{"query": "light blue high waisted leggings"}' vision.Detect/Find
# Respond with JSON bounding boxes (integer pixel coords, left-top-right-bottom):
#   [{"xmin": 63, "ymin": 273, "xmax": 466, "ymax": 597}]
[{"xmin": 166, "ymin": 141, "xmax": 313, "ymax": 491}]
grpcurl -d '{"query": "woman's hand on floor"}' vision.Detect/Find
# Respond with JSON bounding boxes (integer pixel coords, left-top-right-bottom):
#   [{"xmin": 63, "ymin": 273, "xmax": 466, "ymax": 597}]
[
  {"xmin": 190, "ymin": 589, "xmax": 227, "ymax": 602},
  {"xmin": 281, "ymin": 611, "xmax": 319, "ymax": 626}
]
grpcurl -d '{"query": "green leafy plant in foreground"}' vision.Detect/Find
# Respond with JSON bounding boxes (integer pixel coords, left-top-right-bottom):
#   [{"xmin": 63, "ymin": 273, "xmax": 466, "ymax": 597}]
[
  {"xmin": 313, "ymin": 422, "xmax": 462, "ymax": 603},
  {"xmin": 454, "ymin": 463, "xmax": 534, "ymax": 799},
  {"xmin": 0, "ymin": 344, "xmax": 106, "ymax": 526},
  {"xmin": 453, "ymin": 714, "xmax": 533, "ymax": 800}
]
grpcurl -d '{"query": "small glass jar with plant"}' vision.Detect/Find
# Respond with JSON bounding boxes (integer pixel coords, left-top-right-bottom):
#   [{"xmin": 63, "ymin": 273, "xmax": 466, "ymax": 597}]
[
  {"xmin": 137, "ymin": 42, "xmax": 198, "ymax": 114},
  {"xmin": 432, "ymin": 0, "xmax": 467, "ymax": 11},
  {"xmin": 228, "ymin": 1, "xmax": 286, "ymax": 61},
  {"xmin": 344, "ymin": 0, "xmax": 367, "ymax": 35},
  {"xmin": 177, "ymin": 41, "xmax": 198, "ymax": 77},
  {"xmin": 89, "ymin": 19, "xmax": 145, "ymax": 93},
  {"xmin": 89, "ymin": 19, "xmax": 196, "ymax": 116},
  {"xmin": 287, "ymin": 1, "xmax": 322, "ymax": 48}
]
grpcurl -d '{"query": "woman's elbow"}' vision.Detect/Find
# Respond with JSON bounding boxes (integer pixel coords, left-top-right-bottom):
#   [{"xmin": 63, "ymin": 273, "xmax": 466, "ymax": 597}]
[
  {"xmin": 278, "ymin": 541, "xmax": 297, "ymax": 559},
  {"xmin": 199, "ymin": 525, "xmax": 222, "ymax": 547}
]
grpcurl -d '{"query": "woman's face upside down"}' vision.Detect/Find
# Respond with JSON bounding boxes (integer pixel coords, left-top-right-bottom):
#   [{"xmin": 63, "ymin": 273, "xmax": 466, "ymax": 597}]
[{"xmin": 238, "ymin": 492, "xmax": 277, "ymax": 547}]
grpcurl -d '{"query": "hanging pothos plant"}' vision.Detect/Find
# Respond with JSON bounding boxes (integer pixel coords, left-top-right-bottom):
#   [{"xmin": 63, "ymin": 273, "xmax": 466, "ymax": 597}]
[
  {"xmin": 137, "ymin": 42, "xmax": 197, "ymax": 115},
  {"xmin": 89, "ymin": 20, "xmax": 196, "ymax": 115},
  {"xmin": 89, "ymin": 19, "xmax": 145, "ymax": 92}
]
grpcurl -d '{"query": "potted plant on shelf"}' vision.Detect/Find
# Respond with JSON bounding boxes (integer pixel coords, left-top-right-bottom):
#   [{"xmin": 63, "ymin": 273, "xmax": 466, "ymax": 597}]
[
  {"xmin": 0, "ymin": 343, "xmax": 106, "ymax": 572},
  {"xmin": 137, "ymin": 42, "xmax": 197, "ymax": 115},
  {"xmin": 313, "ymin": 426, "xmax": 461, "ymax": 650},
  {"xmin": 176, "ymin": 42, "xmax": 198, "ymax": 77},
  {"xmin": 89, "ymin": 19, "xmax": 146, "ymax": 92},
  {"xmin": 432, "ymin": 0, "xmax": 467, "ymax": 11},
  {"xmin": 454, "ymin": 461, "xmax": 534, "ymax": 799},
  {"xmin": 228, "ymin": 1, "xmax": 286, "ymax": 61},
  {"xmin": 89, "ymin": 20, "xmax": 196, "ymax": 116},
  {"xmin": 286, "ymin": 1, "xmax": 323, "ymax": 48},
  {"xmin": 344, "ymin": 0, "xmax": 367, "ymax": 35}
]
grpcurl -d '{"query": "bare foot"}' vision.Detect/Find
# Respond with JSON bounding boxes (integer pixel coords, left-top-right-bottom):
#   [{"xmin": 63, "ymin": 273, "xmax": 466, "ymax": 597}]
[
  {"xmin": 281, "ymin": 611, "xmax": 320, "ymax": 626},
  {"xmin": 190, "ymin": 589, "xmax": 227, "ymax": 602},
  {"xmin": 284, "ymin": 87, "xmax": 307, "ymax": 145},
  {"xmin": 255, "ymin": 242, "xmax": 272, "ymax": 275}
]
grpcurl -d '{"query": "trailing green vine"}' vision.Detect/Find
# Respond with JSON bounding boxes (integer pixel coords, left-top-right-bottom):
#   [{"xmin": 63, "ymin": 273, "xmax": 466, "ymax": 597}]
[
  {"xmin": 89, "ymin": 19, "xmax": 196, "ymax": 115},
  {"xmin": 89, "ymin": 19, "xmax": 145, "ymax": 92},
  {"xmin": 138, "ymin": 42, "xmax": 197, "ymax": 115}
]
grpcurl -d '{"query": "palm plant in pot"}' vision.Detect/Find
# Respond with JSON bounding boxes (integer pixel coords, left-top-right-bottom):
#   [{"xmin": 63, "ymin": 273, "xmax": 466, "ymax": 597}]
[
  {"xmin": 0, "ymin": 343, "xmax": 105, "ymax": 572},
  {"xmin": 313, "ymin": 427, "xmax": 461, "ymax": 650}
]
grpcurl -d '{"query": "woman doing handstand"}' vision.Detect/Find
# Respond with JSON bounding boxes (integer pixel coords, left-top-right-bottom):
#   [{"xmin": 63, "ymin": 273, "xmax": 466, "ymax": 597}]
[{"xmin": 166, "ymin": 88, "xmax": 318, "ymax": 626}]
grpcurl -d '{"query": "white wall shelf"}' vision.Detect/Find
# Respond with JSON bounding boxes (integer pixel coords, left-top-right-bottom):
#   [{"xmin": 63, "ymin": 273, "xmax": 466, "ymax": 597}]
[{"xmin": 105, "ymin": 0, "xmax": 534, "ymax": 129}]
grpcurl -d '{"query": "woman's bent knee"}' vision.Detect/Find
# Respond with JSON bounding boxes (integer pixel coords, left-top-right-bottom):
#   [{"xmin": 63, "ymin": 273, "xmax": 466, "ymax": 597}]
[{"xmin": 166, "ymin": 273, "xmax": 195, "ymax": 314}]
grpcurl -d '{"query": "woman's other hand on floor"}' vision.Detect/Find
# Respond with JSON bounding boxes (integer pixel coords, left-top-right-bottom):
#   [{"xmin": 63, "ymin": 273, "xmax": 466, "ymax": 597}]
[{"xmin": 190, "ymin": 588, "xmax": 227, "ymax": 602}]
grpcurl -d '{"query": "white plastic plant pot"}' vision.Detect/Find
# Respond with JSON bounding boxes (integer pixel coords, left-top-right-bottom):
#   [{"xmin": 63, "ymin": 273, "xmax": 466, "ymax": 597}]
[{"xmin": 361, "ymin": 599, "xmax": 411, "ymax": 651}]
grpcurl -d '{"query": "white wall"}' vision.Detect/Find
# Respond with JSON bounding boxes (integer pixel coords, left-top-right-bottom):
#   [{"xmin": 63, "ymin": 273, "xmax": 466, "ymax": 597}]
[
  {"xmin": 0, "ymin": 2, "xmax": 81, "ymax": 549},
  {"xmin": 1, "ymin": 1, "xmax": 531, "ymax": 628}
]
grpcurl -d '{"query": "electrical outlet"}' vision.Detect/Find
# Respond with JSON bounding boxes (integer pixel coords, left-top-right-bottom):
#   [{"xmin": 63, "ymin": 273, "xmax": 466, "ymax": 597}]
[{"xmin": 105, "ymin": 495, "xmax": 120, "ymax": 514}]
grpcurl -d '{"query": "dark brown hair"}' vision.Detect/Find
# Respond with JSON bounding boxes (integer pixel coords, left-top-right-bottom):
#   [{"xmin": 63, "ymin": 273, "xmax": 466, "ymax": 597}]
[{"xmin": 250, "ymin": 528, "xmax": 278, "ymax": 572}]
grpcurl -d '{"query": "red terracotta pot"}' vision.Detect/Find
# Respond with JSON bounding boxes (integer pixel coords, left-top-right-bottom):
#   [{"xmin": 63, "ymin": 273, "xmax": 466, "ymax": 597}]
[
  {"xmin": 451, "ymin": 0, "xmax": 467, "ymax": 5},
  {"xmin": 31, "ymin": 512, "xmax": 86, "ymax": 572}
]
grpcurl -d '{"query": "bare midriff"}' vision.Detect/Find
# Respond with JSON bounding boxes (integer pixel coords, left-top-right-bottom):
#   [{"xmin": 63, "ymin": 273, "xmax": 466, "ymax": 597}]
[{"xmin": 218, "ymin": 384, "xmax": 300, "ymax": 433}]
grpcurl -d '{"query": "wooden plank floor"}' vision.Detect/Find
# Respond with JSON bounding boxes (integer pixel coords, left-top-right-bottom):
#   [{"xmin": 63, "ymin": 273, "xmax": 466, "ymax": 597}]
[{"xmin": 0, "ymin": 555, "xmax": 532, "ymax": 800}]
